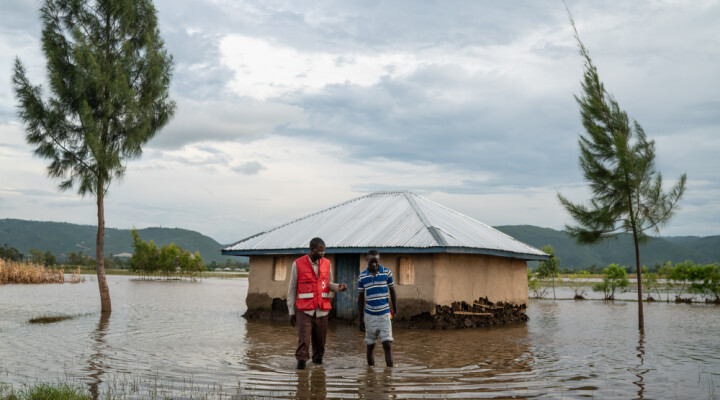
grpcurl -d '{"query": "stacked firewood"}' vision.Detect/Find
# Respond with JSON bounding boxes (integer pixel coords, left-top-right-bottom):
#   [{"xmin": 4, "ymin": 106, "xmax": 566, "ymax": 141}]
[{"xmin": 431, "ymin": 297, "xmax": 528, "ymax": 329}]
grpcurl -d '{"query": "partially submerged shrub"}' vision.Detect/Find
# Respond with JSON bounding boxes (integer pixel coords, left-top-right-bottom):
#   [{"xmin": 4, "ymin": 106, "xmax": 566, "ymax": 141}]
[
  {"xmin": 0, "ymin": 259, "xmax": 64, "ymax": 284},
  {"xmin": 592, "ymin": 264, "xmax": 629, "ymax": 300}
]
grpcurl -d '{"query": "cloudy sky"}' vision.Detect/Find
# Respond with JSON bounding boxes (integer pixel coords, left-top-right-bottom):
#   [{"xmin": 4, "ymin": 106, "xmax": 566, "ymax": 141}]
[{"xmin": 1, "ymin": 0, "xmax": 718, "ymax": 244}]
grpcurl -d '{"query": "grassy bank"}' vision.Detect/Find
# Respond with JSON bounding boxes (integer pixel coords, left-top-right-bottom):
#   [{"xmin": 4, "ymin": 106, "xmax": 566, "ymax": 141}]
[
  {"xmin": 0, "ymin": 383, "xmax": 91, "ymax": 400},
  {"xmin": 0, "ymin": 260, "xmax": 84, "ymax": 284},
  {"xmin": 0, "ymin": 379, "xmax": 267, "ymax": 400}
]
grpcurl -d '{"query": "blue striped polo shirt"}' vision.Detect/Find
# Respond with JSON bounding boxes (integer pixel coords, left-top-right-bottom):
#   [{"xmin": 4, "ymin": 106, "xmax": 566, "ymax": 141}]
[{"xmin": 358, "ymin": 265, "xmax": 394, "ymax": 315}]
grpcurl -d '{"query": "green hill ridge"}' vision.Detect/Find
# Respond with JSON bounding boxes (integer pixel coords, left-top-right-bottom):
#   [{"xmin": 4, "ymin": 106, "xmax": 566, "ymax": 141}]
[
  {"xmin": 494, "ymin": 225, "xmax": 718, "ymax": 268},
  {"xmin": 0, "ymin": 219, "xmax": 235, "ymax": 264},
  {"xmin": 1, "ymin": 219, "xmax": 717, "ymax": 269}
]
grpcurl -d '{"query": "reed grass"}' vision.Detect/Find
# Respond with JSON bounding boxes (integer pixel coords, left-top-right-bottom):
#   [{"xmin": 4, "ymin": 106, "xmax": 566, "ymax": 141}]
[
  {"xmin": 0, "ymin": 383, "xmax": 91, "ymax": 400},
  {"xmin": 0, "ymin": 260, "xmax": 85, "ymax": 285},
  {"xmin": 0, "ymin": 378, "xmax": 270, "ymax": 400}
]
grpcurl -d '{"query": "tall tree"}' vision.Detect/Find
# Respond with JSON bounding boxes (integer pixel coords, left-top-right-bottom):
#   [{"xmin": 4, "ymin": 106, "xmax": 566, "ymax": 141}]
[
  {"xmin": 13, "ymin": 0, "xmax": 175, "ymax": 313},
  {"xmin": 558, "ymin": 13, "xmax": 686, "ymax": 329}
]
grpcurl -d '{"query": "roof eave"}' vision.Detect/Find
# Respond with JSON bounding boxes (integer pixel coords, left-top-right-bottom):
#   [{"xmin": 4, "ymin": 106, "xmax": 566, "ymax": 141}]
[{"xmin": 222, "ymin": 246, "xmax": 550, "ymax": 261}]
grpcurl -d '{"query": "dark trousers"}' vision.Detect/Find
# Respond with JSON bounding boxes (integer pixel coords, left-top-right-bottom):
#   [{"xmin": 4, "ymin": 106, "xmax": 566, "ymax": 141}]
[{"xmin": 295, "ymin": 311, "xmax": 328, "ymax": 361}]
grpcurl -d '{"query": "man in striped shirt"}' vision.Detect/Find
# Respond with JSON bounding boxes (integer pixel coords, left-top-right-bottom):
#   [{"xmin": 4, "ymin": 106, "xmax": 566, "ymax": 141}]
[{"xmin": 358, "ymin": 249, "xmax": 397, "ymax": 367}]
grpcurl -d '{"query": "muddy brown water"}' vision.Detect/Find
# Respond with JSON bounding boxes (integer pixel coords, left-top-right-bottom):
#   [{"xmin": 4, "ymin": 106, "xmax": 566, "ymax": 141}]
[{"xmin": 1, "ymin": 276, "xmax": 719, "ymax": 399}]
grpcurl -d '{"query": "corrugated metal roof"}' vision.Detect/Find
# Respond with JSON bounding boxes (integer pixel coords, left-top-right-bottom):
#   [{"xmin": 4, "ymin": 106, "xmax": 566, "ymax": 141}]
[{"xmin": 222, "ymin": 191, "xmax": 549, "ymax": 260}]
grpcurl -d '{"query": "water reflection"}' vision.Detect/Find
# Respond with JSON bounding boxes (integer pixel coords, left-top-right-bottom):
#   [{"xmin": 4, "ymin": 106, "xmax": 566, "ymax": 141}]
[
  {"xmin": 357, "ymin": 367, "xmax": 392, "ymax": 399},
  {"xmin": 2, "ymin": 277, "xmax": 720, "ymax": 399},
  {"xmin": 295, "ymin": 367, "xmax": 327, "ymax": 399},
  {"xmin": 85, "ymin": 313, "xmax": 109, "ymax": 400},
  {"xmin": 634, "ymin": 329, "xmax": 647, "ymax": 400},
  {"xmin": 240, "ymin": 319, "xmax": 534, "ymax": 398}
]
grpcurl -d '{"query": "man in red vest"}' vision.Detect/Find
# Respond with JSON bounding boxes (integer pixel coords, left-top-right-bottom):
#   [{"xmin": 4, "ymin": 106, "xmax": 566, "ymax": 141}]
[{"xmin": 287, "ymin": 237, "xmax": 347, "ymax": 369}]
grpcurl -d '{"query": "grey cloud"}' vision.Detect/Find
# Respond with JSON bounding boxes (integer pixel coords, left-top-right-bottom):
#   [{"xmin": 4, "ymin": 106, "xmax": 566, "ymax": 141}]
[
  {"xmin": 0, "ymin": 0, "xmax": 41, "ymax": 36},
  {"xmin": 531, "ymin": 42, "xmax": 577, "ymax": 60},
  {"xmin": 0, "ymin": 109, "xmax": 16, "ymax": 125},
  {"xmin": 8, "ymin": 188, "xmax": 61, "ymax": 198},
  {"xmin": 232, "ymin": 161, "xmax": 266, "ymax": 175},
  {"xmin": 164, "ymin": 153, "xmax": 230, "ymax": 167},
  {"xmin": 154, "ymin": 0, "xmax": 566, "ymax": 57},
  {"xmin": 148, "ymin": 98, "xmax": 304, "ymax": 149},
  {"xmin": 161, "ymin": 27, "xmax": 236, "ymax": 100},
  {"xmin": 195, "ymin": 145, "xmax": 227, "ymax": 156},
  {"xmin": 277, "ymin": 62, "xmax": 582, "ymax": 190},
  {"xmin": 237, "ymin": 1, "xmax": 561, "ymax": 52}
]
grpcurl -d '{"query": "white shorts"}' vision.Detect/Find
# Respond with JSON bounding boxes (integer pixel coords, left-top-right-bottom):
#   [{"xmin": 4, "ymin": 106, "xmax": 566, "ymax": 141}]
[{"xmin": 364, "ymin": 312, "xmax": 393, "ymax": 345}]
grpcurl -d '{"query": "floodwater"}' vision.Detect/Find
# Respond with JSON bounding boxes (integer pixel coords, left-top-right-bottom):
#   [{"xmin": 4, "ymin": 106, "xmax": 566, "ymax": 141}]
[{"xmin": 1, "ymin": 276, "xmax": 719, "ymax": 399}]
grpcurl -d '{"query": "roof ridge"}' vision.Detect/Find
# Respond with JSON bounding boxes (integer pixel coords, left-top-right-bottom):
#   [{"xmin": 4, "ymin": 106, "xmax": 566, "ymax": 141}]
[
  {"xmin": 412, "ymin": 194, "xmax": 543, "ymax": 251},
  {"xmin": 402, "ymin": 192, "xmax": 448, "ymax": 247},
  {"xmin": 225, "ymin": 191, "xmax": 410, "ymax": 248}
]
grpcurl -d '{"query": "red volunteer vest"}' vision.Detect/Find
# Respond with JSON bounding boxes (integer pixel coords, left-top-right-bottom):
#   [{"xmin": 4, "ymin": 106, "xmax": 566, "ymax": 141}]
[{"xmin": 295, "ymin": 255, "xmax": 332, "ymax": 311}]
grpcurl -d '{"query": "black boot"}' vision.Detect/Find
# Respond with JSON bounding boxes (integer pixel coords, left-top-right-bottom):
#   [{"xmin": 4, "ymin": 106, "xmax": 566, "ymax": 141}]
[
  {"xmin": 296, "ymin": 360, "xmax": 306, "ymax": 370},
  {"xmin": 312, "ymin": 356, "xmax": 322, "ymax": 365}
]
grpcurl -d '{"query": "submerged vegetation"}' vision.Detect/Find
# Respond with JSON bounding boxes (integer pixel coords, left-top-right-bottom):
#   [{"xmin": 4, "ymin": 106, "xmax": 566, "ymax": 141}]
[
  {"xmin": 536, "ymin": 245, "xmax": 560, "ymax": 299},
  {"xmin": 0, "ymin": 259, "xmax": 84, "ymax": 285},
  {"xmin": 27, "ymin": 313, "xmax": 86, "ymax": 324},
  {"xmin": 129, "ymin": 229, "xmax": 206, "ymax": 279},
  {"xmin": 592, "ymin": 264, "xmax": 630, "ymax": 300},
  {"xmin": 529, "ymin": 260, "xmax": 720, "ymax": 304}
]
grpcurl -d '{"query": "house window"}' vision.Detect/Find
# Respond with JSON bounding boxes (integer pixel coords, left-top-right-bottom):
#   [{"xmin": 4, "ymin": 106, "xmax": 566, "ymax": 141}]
[
  {"xmin": 273, "ymin": 257, "xmax": 286, "ymax": 281},
  {"xmin": 397, "ymin": 257, "xmax": 415, "ymax": 285}
]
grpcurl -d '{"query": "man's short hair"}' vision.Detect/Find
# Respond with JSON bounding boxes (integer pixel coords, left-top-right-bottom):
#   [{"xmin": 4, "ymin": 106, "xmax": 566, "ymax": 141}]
[
  {"xmin": 309, "ymin": 237, "xmax": 326, "ymax": 250},
  {"xmin": 367, "ymin": 249, "xmax": 379, "ymax": 256}
]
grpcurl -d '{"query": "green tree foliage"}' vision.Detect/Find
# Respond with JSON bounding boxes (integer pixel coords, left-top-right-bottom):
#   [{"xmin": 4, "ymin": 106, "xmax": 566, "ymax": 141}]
[
  {"xmin": 557, "ymin": 12, "xmax": 686, "ymax": 329},
  {"xmin": 667, "ymin": 260, "xmax": 693, "ymax": 300},
  {"xmin": 44, "ymin": 250, "xmax": 57, "ymax": 266},
  {"xmin": 688, "ymin": 263, "xmax": 720, "ymax": 304},
  {"xmin": 592, "ymin": 264, "xmax": 630, "ymax": 300},
  {"xmin": 536, "ymin": 245, "xmax": 560, "ymax": 299},
  {"xmin": 129, "ymin": 229, "xmax": 159, "ymax": 277},
  {"xmin": 29, "ymin": 249, "xmax": 46, "ymax": 265},
  {"xmin": 130, "ymin": 229, "xmax": 205, "ymax": 279},
  {"xmin": 67, "ymin": 251, "xmax": 96, "ymax": 268},
  {"xmin": 158, "ymin": 243, "xmax": 181, "ymax": 277},
  {"xmin": 12, "ymin": 0, "xmax": 176, "ymax": 313},
  {"xmin": 181, "ymin": 250, "xmax": 205, "ymax": 278},
  {"xmin": 652, "ymin": 260, "xmax": 720, "ymax": 303},
  {"xmin": 0, "ymin": 244, "xmax": 24, "ymax": 261},
  {"xmin": 28, "ymin": 249, "xmax": 57, "ymax": 266}
]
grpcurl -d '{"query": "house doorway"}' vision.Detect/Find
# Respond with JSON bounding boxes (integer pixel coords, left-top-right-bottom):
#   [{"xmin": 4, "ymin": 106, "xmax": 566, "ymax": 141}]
[{"xmin": 335, "ymin": 254, "xmax": 360, "ymax": 320}]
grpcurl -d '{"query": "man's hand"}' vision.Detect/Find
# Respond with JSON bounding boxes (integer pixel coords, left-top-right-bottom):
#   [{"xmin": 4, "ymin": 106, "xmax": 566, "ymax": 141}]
[
  {"xmin": 338, "ymin": 283, "xmax": 347, "ymax": 292},
  {"xmin": 289, "ymin": 314, "xmax": 296, "ymax": 327},
  {"xmin": 358, "ymin": 319, "xmax": 365, "ymax": 332}
]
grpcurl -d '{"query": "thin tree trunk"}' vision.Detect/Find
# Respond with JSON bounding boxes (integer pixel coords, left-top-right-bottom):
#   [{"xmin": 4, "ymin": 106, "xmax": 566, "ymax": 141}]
[
  {"xmin": 96, "ymin": 186, "xmax": 111, "ymax": 313},
  {"xmin": 633, "ymin": 231, "xmax": 643, "ymax": 330}
]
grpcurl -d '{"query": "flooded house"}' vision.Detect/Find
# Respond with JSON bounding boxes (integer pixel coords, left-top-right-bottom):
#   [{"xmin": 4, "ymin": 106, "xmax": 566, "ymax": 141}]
[{"xmin": 222, "ymin": 191, "xmax": 549, "ymax": 328}]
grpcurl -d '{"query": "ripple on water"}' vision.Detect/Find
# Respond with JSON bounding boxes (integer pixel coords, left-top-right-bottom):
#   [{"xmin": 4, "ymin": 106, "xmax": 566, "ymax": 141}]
[{"xmin": 1, "ymin": 276, "xmax": 719, "ymax": 399}]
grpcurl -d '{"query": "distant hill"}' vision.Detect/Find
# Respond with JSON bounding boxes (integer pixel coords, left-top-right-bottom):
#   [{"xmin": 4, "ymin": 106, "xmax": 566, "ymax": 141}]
[
  {"xmin": 494, "ymin": 225, "xmax": 718, "ymax": 269},
  {"xmin": 679, "ymin": 235, "xmax": 720, "ymax": 261},
  {"xmin": 0, "ymin": 219, "xmax": 238, "ymax": 264},
  {"xmin": 2, "ymin": 218, "xmax": 716, "ymax": 269}
]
